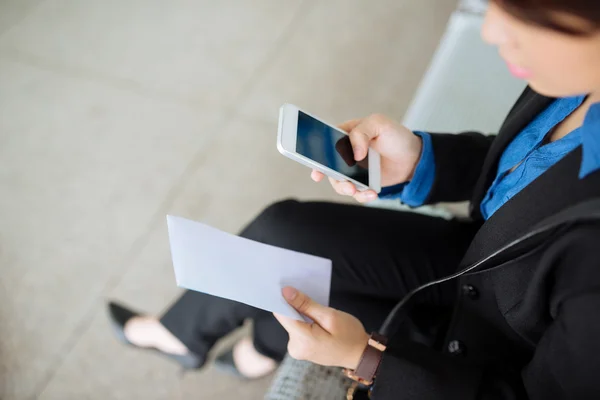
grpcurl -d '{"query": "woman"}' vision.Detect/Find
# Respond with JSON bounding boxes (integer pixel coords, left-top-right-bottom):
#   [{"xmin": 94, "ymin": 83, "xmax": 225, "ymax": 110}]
[{"xmin": 108, "ymin": 0, "xmax": 600, "ymax": 398}]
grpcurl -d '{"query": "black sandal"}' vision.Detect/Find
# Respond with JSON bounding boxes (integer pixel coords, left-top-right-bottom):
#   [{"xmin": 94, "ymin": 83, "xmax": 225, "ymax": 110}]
[{"xmin": 107, "ymin": 301, "xmax": 205, "ymax": 371}]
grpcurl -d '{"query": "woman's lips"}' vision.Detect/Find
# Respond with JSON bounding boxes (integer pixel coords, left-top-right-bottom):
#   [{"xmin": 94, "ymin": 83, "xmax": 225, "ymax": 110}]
[{"xmin": 506, "ymin": 62, "xmax": 533, "ymax": 79}]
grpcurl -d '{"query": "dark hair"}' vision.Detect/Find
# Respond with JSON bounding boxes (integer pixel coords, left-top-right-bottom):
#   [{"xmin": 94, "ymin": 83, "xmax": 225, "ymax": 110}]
[{"xmin": 494, "ymin": 0, "xmax": 600, "ymax": 35}]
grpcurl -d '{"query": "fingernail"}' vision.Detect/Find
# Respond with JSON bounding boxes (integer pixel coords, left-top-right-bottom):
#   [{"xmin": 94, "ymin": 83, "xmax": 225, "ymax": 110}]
[
  {"xmin": 282, "ymin": 287, "xmax": 297, "ymax": 301},
  {"xmin": 366, "ymin": 192, "xmax": 376, "ymax": 199},
  {"xmin": 353, "ymin": 146, "xmax": 363, "ymax": 158},
  {"xmin": 344, "ymin": 187, "xmax": 354, "ymax": 195}
]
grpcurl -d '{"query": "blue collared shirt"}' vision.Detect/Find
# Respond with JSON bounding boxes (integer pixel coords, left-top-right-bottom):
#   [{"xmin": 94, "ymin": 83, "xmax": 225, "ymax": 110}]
[{"xmin": 382, "ymin": 97, "xmax": 600, "ymax": 219}]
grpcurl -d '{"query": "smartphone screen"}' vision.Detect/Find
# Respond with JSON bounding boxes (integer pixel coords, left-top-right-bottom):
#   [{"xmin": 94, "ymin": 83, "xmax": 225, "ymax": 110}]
[{"xmin": 296, "ymin": 111, "xmax": 369, "ymax": 185}]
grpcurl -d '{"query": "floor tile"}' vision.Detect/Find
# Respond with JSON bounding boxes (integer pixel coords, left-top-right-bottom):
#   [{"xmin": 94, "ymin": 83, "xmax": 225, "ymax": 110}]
[
  {"xmin": 109, "ymin": 115, "xmax": 345, "ymax": 326},
  {"xmin": 33, "ymin": 113, "xmax": 342, "ymax": 399},
  {"xmin": 39, "ymin": 308, "xmax": 271, "ymax": 400},
  {"xmin": 37, "ymin": 304, "xmax": 202, "ymax": 400},
  {"xmin": 239, "ymin": 0, "xmax": 457, "ymax": 124},
  {"xmin": 37, "ymin": 220, "xmax": 272, "ymax": 399},
  {"xmin": 167, "ymin": 116, "xmax": 346, "ymax": 235},
  {"xmin": 0, "ymin": 0, "xmax": 305, "ymax": 107},
  {"xmin": 104, "ymin": 115, "xmax": 345, "ymax": 317},
  {"xmin": 0, "ymin": 0, "xmax": 42, "ymax": 35},
  {"xmin": 43, "ymin": 115, "xmax": 343, "ymax": 399},
  {"xmin": 0, "ymin": 58, "xmax": 222, "ymax": 399}
]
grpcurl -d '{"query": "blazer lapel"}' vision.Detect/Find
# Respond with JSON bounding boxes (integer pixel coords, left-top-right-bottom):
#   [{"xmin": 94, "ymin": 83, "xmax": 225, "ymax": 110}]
[
  {"xmin": 469, "ymin": 88, "xmax": 555, "ymax": 216},
  {"xmin": 460, "ymin": 147, "xmax": 600, "ymax": 268}
]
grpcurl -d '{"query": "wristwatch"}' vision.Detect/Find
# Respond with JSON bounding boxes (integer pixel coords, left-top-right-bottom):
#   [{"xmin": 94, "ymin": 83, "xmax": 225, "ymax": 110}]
[{"xmin": 344, "ymin": 332, "xmax": 388, "ymax": 399}]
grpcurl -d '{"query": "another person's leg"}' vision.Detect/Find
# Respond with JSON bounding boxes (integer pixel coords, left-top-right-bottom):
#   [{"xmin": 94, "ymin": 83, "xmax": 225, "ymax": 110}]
[{"xmin": 156, "ymin": 200, "xmax": 476, "ymax": 363}]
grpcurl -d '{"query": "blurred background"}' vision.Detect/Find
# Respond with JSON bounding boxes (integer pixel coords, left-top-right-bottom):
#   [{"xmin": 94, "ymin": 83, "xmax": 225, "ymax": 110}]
[{"xmin": 0, "ymin": 0, "xmax": 523, "ymax": 399}]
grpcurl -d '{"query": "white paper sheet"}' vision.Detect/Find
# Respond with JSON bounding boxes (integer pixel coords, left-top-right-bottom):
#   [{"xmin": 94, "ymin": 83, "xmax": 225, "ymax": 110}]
[{"xmin": 167, "ymin": 215, "xmax": 332, "ymax": 321}]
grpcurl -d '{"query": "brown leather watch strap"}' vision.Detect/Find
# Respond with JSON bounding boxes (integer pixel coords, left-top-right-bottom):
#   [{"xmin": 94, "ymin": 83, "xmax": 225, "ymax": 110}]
[
  {"xmin": 353, "ymin": 345, "xmax": 383, "ymax": 384},
  {"xmin": 344, "ymin": 332, "xmax": 388, "ymax": 386}
]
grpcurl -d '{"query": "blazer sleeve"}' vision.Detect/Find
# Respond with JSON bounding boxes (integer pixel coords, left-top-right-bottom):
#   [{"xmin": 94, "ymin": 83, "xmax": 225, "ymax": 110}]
[
  {"xmin": 371, "ymin": 225, "xmax": 600, "ymax": 400},
  {"xmin": 423, "ymin": 131, "xmax": 496, "ymax": 204}
]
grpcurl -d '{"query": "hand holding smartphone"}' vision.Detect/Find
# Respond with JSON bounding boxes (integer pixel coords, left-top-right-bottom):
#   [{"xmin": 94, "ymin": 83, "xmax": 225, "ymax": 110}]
[
  {"xmin": 277, "ymin": 104, "xmax": 382, "ymax": 194},
  {"xmin": 277, "ymin": 105, "xmax": 424, "ymax": 203}
]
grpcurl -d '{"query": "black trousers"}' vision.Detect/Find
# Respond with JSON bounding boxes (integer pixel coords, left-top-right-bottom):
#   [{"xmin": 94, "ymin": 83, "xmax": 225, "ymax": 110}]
[{"xmin": 160, "ymin": 200, "xmax": 477, "ymax": 361}]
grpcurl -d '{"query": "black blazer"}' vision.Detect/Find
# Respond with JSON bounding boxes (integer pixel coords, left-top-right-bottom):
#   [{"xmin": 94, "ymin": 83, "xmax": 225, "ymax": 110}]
[{"xmin": 371, "ymin": 88, "xmax": 600, "ymax": 400}]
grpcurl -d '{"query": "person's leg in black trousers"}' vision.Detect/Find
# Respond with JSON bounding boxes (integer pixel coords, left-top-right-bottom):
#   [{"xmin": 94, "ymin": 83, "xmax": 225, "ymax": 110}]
[{"xmin": 160, "ymin": 199, "xmax": 477, "ymax": 364}]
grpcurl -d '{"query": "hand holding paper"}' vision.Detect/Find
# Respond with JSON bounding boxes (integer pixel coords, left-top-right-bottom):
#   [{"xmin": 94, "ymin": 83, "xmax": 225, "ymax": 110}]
[{"xmin": 166, "ymin": 215, "xmax": 332, "ymax": 321}]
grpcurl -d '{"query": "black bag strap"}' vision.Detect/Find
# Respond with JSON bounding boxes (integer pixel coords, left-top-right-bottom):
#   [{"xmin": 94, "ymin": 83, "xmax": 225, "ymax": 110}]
[{"xmin": 380, "ymin": 198, "xmax": 600, "ymax": 336}]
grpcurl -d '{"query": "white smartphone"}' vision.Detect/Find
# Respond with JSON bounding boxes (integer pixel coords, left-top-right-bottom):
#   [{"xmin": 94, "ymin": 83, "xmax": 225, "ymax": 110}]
[{"xmin": 277, "ymin": 104, "xmax": 381, "ymax": 193}]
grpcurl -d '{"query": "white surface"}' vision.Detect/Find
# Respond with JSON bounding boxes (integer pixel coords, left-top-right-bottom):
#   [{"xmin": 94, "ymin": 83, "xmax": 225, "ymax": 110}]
[
  {"xmin": 167, "ymin": 215, "xmax": 332, "ymax": 321},
  {"xmin": 459, "ymin": 0, "xmax": 488, "ymax": 14},
  {"xmin": 403, "ymin": 11, "xmax": 526, "ymax": 134}
]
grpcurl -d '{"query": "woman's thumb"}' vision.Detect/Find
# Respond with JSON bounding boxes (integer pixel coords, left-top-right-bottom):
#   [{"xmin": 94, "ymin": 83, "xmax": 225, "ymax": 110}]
[
  {"xmin": 282, "ymin": 287, "xmax": 330, "ymax": 323},
  {"xmin": 348, "ymin": 127, "xmax": 372, "ymax": 161}
]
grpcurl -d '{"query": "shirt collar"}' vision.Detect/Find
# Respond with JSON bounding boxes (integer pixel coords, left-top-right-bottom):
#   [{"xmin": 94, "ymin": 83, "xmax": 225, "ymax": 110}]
[{"xmin": 579, "ymin": 101, "xmax": 600, "ymax": 179}]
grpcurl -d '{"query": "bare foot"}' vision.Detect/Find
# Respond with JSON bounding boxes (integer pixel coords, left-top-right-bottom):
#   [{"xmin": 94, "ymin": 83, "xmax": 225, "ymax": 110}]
[
  {"xmin": 124, "ymin": 316, "xmax": 189, "ymax": 356},
  {"xmin": 232, "ymin": 336, "xmax": 277, "ymax": 379}
]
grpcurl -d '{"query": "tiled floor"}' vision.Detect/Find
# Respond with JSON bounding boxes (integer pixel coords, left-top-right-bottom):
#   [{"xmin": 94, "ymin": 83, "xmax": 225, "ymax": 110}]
[{"xmin": 0, "ymin": 1, "xmax": 456, "ymax": 399}]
